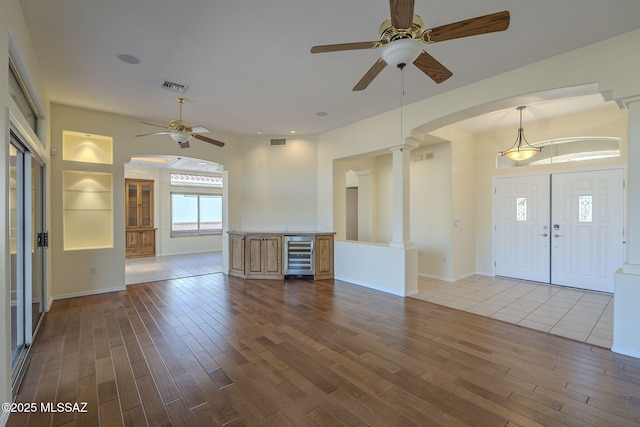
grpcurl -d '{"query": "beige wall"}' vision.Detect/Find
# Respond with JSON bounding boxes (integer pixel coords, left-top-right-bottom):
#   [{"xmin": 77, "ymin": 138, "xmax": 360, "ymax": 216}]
[{"xmin": 239, "ymin": 136, "xmax": 318, "ymax": 232}]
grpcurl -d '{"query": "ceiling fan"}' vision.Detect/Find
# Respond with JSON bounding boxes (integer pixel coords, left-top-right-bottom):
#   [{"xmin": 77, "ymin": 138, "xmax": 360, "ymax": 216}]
[
  {"xmin": 311, "ymin": 0, "xmax": 510, "ymax": 90},
  {"xmin": 135, "ymin": 97, "xmax": 225, "ymax": 148}
]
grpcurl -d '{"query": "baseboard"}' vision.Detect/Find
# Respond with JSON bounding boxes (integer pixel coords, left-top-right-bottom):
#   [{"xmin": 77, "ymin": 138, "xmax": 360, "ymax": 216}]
[
  {"xmin": 334, "ymin": 275, "xmax": 406, "ymax": 297},
  {"xmin": 611, "ymin": 345, "xmax": 640, "ymax": 359},
  {"xmin": 157, "ymin": 249, "xmax": 222, "ymax": 257},
  {"xmin": 417, "ymin": 273, "xmax": 455, "ymax": 282},
  {"xmin": 52, "ymin": 286, "xmax": 126, "ymax": 301}
]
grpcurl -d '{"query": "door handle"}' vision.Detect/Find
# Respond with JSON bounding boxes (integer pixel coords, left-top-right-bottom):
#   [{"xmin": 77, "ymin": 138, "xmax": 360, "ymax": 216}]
[
  {"xmin": 538, "ymin": 233, "xmax": 548, "ymax": 237},
  {"xmin": 554, "ymin": 233, "xmax": 563, "ymax": 238}
]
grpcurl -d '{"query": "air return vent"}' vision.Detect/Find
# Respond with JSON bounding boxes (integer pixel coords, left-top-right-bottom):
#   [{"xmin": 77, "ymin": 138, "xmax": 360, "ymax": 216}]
[
  {"xmin": 161, "ymin": 80, "xmax": 188, "ymax": 93},
  {"xmin": 270, "ymin": 138, "xmax": 286, "ymax": 146}
]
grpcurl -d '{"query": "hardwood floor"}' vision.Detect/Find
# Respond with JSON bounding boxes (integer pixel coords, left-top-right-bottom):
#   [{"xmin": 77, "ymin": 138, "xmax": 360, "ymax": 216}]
[{"xmin": 8, "ymin": 273, "xmax": 640, "ymax": 426}]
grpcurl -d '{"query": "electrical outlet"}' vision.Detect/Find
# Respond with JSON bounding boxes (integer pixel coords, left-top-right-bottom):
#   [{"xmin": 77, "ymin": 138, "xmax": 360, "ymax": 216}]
[
  {"xmin": 370, "ymin": 263, "xmax": 375, "ymax": 271},
  {"xmin": 90, "ymin": 267, "xmax": 96, "ymax": 275}
]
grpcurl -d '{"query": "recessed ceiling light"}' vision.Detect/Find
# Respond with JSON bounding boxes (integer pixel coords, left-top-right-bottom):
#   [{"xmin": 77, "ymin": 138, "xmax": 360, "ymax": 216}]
[
  {"xmin": 290, "ymin": 130, "xmax": 296, "ymax": 134},
  {"xmin": 118, "ymin": 54, "xmax": 140, "ymax": 64},
  {"xmin": 256, "ymin": 131, "xmax": 262, "ymax": 134},
  {"xmin": 316, "ymin": 112, "xmax": 328, "ymax": 117}
]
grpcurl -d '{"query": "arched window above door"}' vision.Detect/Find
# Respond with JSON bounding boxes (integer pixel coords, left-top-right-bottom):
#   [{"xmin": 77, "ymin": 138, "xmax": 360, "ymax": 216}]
[{"xmin": 497, "ymin": 136, "xmax": 621, "ymax": 169}]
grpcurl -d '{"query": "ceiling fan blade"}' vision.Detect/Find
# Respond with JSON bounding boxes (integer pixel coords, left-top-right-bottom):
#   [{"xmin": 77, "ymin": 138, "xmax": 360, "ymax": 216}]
[
  {"xmin": 193, "ymin": 134, "xmax": 225, "ymax": 147},
  {"xmin": 390, "ymin": 0, "xmax": 415, "ymax": 29},
  {"xmin": 424, "ymin": 11, "xmax": 510, "ymax": 43},
  {"xmin": 135, "ymin": 131, "xmax": 170, "ymax": 137},
  {"xmin": 311, "ymin": 41, "xmax": 378, "ymax": 54},
  {"xmin": 353, "ymin": 59, "xmax": 387, "ymax": 91},
  {"xmin": 139, "ymin": 121, "xmax": 168, "ymax": 128},
  {"xmin": 191, "ymin": 126, "xmax": 209, "ymax": 133},
  {"xmin": 179, "ymin": 140, "xmax": 190, "ymax": 149},
  {"xmin": 413, "ymin": 51, "xmax": 452, "ymax": 84}
]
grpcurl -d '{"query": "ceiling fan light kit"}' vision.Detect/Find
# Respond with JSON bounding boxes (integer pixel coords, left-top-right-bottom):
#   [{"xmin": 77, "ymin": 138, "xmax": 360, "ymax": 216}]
[
  {"xmin": 381, "ymin": 39, "xmax": 423, "ymax": 68},
  {"xmin": 500, "ymin": 106, "xmax": 542, "ymax": 161},
  {"xmin": 310, "ymin": 0, "xmax": 510, "ymax": 91}
]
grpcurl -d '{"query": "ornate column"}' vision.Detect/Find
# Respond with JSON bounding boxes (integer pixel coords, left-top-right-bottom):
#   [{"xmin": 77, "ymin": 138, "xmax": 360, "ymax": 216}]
[{"xmin": 389, "ymin": 144, "xmax": 418, "ymax": 296}]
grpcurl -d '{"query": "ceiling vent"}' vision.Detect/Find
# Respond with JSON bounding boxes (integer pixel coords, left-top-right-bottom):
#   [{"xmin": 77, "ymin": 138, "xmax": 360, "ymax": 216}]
[
  {"xmin": 270, "ymin": 138, "xmax": 286, "ymax": 146},
  {"xmin": 161, "ymin": 80, "xmax": 188, "ymax": 93}
]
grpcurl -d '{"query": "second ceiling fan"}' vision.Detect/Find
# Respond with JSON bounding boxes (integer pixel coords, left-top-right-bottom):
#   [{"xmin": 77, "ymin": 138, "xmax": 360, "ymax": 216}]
[{"xmin": 311, "ymin": 0, "xmax": 510, "ymax": 90}]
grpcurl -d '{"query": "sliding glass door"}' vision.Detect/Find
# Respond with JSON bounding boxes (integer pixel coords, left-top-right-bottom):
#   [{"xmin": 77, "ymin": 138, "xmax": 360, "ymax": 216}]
[{"xmin": 10, "ymin": 131, "xmax": 46, "ymax": 383}]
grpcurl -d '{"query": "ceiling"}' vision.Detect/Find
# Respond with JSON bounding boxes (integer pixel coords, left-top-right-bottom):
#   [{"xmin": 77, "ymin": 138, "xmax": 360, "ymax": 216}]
[{"xmin": 19, "ymin": 0, "xmax": 640, "ymax": 139}]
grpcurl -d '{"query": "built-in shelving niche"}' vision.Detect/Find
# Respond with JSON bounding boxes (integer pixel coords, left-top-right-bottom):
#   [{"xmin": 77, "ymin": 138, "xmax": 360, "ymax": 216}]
[
  {"xmin": 63, "ymin": 171, "xmax": 113, "ymax": 251},
  {"xmin": 62, "ymin": 129, "xmax": 114, "ymax": 250},
  {"xmin": 62, "ymin": 130, "xmax": 113, "ymax": 164}
]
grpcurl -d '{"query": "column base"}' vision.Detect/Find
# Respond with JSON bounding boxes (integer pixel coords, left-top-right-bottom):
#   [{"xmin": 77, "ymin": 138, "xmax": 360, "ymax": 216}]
[{"xmin": 612, "ymin": 266, "xmax": 640, "ymax": 359}]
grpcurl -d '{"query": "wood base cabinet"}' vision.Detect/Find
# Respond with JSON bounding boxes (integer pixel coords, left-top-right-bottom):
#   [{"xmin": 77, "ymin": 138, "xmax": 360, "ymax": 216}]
[
  {"xmin": 314, "ymin": 234, "xmax": 334, "ymax": 280},
  {"xmin": 126, "ymin": 228, "xmax": 156, "ymax": 258},
  {"xmin": 228, "ymin": 231, "xmax": 334, "ymax": 280}
]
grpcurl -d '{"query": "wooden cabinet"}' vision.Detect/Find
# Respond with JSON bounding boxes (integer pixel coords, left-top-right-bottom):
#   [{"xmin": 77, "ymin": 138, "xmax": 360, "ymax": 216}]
[
  {"xmin": 228, "ymin": 232, "xmax": 334, "ymax": 280},
  {"xmin": 246, "ymin": 235, "xmax": 282, "ymax": 278},
  {"xmin": 125, "ymin": 179, "xmax": 156, "ymax": 258},
  {"xmin": 126, "ymin": 229, "xmax": 156, "ymax": 258},
  {"xmin": 314, "ymin": 234, "xmax": 334, "ymax": 280}
]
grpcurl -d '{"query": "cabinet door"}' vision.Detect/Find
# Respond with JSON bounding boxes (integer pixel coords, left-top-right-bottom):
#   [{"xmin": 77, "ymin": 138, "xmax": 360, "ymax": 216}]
[
  {"xmin": 125, "ymin": 179, "xmax": 154, "ymax": 228},
  {"xmin": 140, "ymin": 183, "xmax": 153, "ymax": 227},
  {"xmin": 245, "ymin": 235, "xmax": 282, "ymax": 278},
  {"xmin": 262, "ymin": 236, "xmax": 282, "ymax": 276},
  {"xmin": 229, "ymin": 235, "xmax": 245, "ymax": 275},
  {"xmin": 314, "ymin": 235, "xmax": 334, "ymax": 279},
  {"xmin": 246, "ymin": 236, "xmax": 265, "ymax": 275},
  {"xmin": 126, "ymin": 230, "xmax": 139, "ymax": 248},
  {"xmin": 126, "ymin": 182, "xmax": 140, "ymax": 228},
  {"xmin": 140, "ymin": 230, "xmax": 155, "ymax": 249}
]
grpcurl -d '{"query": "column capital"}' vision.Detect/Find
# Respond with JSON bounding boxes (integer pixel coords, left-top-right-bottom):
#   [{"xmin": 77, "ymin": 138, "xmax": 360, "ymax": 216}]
[{"xmin": 617, "ymin": 94, "xmax": 640, "ymax": 108}]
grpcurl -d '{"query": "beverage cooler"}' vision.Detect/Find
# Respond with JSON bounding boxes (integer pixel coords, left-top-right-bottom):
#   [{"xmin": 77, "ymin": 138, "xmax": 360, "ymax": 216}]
[{"xmin": 284, "ymin": 235, "xmax": 314, "ymax": 278}]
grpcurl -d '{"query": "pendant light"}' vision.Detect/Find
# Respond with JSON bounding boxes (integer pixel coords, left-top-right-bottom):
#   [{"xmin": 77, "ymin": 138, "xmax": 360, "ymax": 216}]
[{"xmin": 499, "ymin": 106, "xmax": 541, "ymax": 161}]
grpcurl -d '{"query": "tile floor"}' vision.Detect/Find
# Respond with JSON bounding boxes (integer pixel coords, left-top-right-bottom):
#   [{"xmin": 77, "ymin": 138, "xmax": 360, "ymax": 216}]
[
  {"xmin": 125, "ymin": 251, "xmax": 223, "ymax": 285},
  {"xmin": 126, "ymin": 253, "xmax": 614, "ymax": 348},
  {"xmin": 413, "ymin": 275, "xmax": 613, "ymax": 348}
]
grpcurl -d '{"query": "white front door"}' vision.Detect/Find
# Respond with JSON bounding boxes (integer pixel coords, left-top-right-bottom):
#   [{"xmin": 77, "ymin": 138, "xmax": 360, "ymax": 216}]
[
  {"xmin": 494, "ymin": 175, "xmax": 551, "ymax": 283},
  {"xmin": 551, "ymin": 169, "xmax": 625, "ymax": 292}
]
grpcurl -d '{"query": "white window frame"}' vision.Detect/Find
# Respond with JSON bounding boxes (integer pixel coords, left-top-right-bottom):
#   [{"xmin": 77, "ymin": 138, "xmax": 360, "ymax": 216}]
[{"xmin": 170, "ymin": 192, "xmax": 223, "ymax": 237}]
